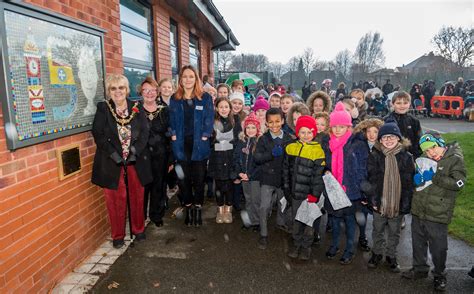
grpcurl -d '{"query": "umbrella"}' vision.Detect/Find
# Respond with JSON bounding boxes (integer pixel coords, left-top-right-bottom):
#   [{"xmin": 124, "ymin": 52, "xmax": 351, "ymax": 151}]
[{"xmin": 225, "ymin": 72, "xmax": 261, "ymax": 87}]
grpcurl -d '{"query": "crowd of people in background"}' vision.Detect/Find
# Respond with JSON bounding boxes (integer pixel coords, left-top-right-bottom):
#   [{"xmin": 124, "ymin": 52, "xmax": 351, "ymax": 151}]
[{"xmin": 90, "ymin": 65, "xmax": 470, "ymax": 292}]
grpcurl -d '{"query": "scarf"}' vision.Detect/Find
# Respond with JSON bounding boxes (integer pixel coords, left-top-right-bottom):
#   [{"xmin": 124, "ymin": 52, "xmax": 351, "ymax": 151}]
[
  {"xmin": 329, "ymin": 130, "xmax": 352, "ymax": 191},
  {"xmin": 380, "ymin": 143, "xmax": 403, "ymax": 218}
]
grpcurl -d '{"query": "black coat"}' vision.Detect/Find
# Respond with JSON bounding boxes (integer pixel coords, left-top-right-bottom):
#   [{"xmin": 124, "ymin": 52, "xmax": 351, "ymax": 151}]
[
  {"xmin": 384, "ymin": 112, "xmax": 422, "ymax": 159},
  {"xmin": 208, "ymin": 117, "xmax": 239, "ymax": 181},
  {"xmin": 366, "ymin": 145, "xmax": 415, "ymax": 215},
  {"xmin": 91, "ymin": 100, "xmax": 152, "ymax": 189},
  {"xmin": 232, "ymin": 136, "xmax": 260, "ymax": 181},
  {"xmin": 254, "ymin": 131, "xmax": 293, "ymax": 187},
  {"xmin": 144, "ymin": 101, "xmax": 171, "ymax": 159},
  {"xmin": 283, "ymin": 141, "xmax": 326, "ymax": 200}
]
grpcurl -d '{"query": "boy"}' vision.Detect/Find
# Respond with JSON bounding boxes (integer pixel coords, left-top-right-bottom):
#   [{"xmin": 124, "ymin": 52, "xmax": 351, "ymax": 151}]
[
  {"xmin": 364, "ymin": 122, "xmax": 415, "ymax": 272},
  {"xmin": 284, "ymin": 115, "xmax": 325, "ymax": 260},
  {"xmin": 254, "ymin": 108, "xmax": 293, "ymax": 249},
  {"xmin": 384, "ymin": 91, "xmax": 422, "ymax": 159},
  {"xmin": 269, "ymin": 91, "xmax": 282, "ymax": 108},
  {"xmin": 402, "ymin": 132, "xmax": 466, "ymax": 292}
]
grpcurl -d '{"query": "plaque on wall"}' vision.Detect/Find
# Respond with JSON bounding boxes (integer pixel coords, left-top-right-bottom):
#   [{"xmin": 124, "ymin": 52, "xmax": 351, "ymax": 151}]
[
  {"xmin": 0, "ymin": 2, "xmax": 106, "ymax": 150},
  {"xmin": 56, "ymin": 144, "xmax": 82, "ymax": 181}
]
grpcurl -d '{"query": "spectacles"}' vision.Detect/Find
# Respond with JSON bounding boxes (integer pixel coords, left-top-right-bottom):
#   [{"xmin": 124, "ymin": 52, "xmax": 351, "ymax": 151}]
[
  {"xmin": 142, "ymin": 89, "xmax": 157, "ymax": 94},
  {"xmin": 110, "ymin": 86, "xmax": 126, "ymax": 91},
  {"xmin": 381, "ymin": 135, "xmax": 398, "ymax": 141}
]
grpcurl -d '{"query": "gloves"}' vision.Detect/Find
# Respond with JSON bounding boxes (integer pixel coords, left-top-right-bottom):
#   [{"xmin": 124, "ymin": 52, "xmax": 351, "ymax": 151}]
[
  {"xmin": 307, "ymin": 194, "xmax": 319, "ymax": 203},
  {"xmin": 272, "ymin": 144, "xmax": 283, "ymax": 157},
  {"xmin": 423, "ymin": 168, "xmax": 435, "ymax": 182},
  {"xmin": 110, "ymin": 152, "xmax": 125, "ymax": 166},
  {"xmin": 414, "ymin": 173, "xmax": 423, "ymax": 186}
]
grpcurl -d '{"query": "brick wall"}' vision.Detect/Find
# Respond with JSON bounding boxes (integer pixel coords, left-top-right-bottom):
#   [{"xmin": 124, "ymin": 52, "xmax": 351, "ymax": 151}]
[{"xmin": 0, "ymin": 0, "xmax": 122, "ymax": 292}]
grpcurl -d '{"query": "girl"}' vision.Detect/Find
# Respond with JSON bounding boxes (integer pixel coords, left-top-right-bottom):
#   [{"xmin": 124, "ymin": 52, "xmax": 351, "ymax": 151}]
[
  {"xmin": 268, "ymin": 91, "xmax": 282, "ymax": 108},
  {"xmin": 253, "ymin": 96, "xmax": 270, "ymax": 135},
  {"xmin": 208, "ymin": 98, "xmax": 240, "ymax": 223},
  {"xmin": 281, "ymin": 94, "xmax": 296, "ymax": 137},
  {"xmin": 350, "ymin": 89, "xmax": 368, "ymax": 123},
  {"xmin": 365, "ymin": 122, "xmax": 414, "ymax": 272},
  {"xmin": 341, "ymin": 98, "xmax": 360, "ymax": 126},
  {"xmin": 353, "ymin": 118, "xmax": 384, "ymax": 252},
  {"xmin": 217, "ymin": 83, "xmax": 230, "ymax": 99},
  {"xmin": 158, "ymin": 77, "xmax": 174, "ymax": 106},
  {"xmin": 141, "ymin": 77, "xmax": 171, "ymax": 227},
  {"xmin": 229, "ymin": 91, "xmax": 246, "ymax": 131},
  {"xmin": 232, "ymin": 112, "xmax": 262, "ymax": 230},
  {"xmin": 287, "ymin": 102, "xmax": 311, "ymax": 134},
  {"xmin": 169, "ymin": 65, "xmax": 214, "ymax": 227},
  {"xmin": 307, "ymin": 91, "xmax": 332, "ymax": 115},
  {"xmin": 325, "ymin": 102, "xmax": 369, "ymax": 265}
]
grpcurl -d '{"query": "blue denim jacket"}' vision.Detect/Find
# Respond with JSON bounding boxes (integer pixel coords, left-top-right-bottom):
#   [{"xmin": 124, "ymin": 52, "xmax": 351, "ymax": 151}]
[{"xmin": 169, "ymin": 92, "xmax": 214, "ymax": 161}]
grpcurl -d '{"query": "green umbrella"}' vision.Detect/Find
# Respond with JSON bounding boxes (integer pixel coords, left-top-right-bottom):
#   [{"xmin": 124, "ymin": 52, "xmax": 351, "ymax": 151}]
[{"xmin": 225, "ymin": 72, "xmax": 261, "ymax": 87}]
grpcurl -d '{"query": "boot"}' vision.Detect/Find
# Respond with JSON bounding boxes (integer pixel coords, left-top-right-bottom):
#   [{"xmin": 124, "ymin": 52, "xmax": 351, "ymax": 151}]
[
  {"xmin": 223, "ymin": 205, "xmax": 233, "ymax": 223},
  {"xmin": 194, "ymin": 206, "xmax": 202, "ymax": 227},
  {"xmin": 184, "ymin": 206, "xmax": 194, "ymax": 226},
  {"xmin": 367, "ymin": 252, "xmax": 383, "ymax": 269},
  {"xmin": 216, "ymin": 206, "xmax": 225, "ymax": 224}
]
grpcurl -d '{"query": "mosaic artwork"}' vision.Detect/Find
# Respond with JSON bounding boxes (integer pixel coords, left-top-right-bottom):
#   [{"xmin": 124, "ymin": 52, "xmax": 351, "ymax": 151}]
[{"xmin": 3, "ymin": 9, "xmax": 105, "ymax": 146}]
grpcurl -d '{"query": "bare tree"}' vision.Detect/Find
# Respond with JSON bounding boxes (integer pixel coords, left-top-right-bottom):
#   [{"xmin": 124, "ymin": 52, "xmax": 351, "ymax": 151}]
[
  {"xmin": 217, "ymin": 51, "xmax": 233, "ymax": 72},
  {"xmin": 354, "ymin": 31, "xmax": 385, "ymax": 73},
  {"xmin": 312, "ymin": 60, "xmax": 328, "ymax": 71},
  {"xmin": 432, "ymin": 26, "xmax": 473, "ymax": 67},
  {"xmin": 301, "ymin": 47, "xmax": 316, "ymax": 79},
  {"xmin": 231, "ymin": 53, "xmax": 269, "ymax": 72},
  {"xmin": 286, "ymin": 56, "xmax": 301, "ymax": 72},
  {"xmin": 333, "ymin": 49, "xmax": 353, "ymax": 81},
  {"xmin": 269, "ymin": 61, "xmax": 285, "ymax": 80}
]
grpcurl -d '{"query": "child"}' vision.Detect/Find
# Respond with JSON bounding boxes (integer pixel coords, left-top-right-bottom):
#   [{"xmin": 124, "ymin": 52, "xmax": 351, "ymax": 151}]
[
  {"xmin": 158, "ymin": 77, "xmax": 174, "ymax": 106},
  {"xmin": 253, "ymin": 96, "xmax": 270, "ymax": 135},
  {"xmin": 232, "ymin": 112, "xmax": 262, "ymax": 230},
  {"xmin": 325, "ymin": 102, "xmax": 369, "ymax": 265},
  {"xmin": 350, "ymin": 89, "xmax": 368, "ymax": 123},
  {"xmin": 231, "ymin": 79, "xmax": 244, "ymax": 93},
  {"xmin": 216, "ymin": 83, "xmax": 230, "ymax": 99},
  {"xmin": 284, "ymin": 115, "xmax": 326, "ymax": 260},
  {"xmin": 287, "ymin": 102, "xmax": 311, "ymax": 134},
  {"xmin": 269, "ymin": 91, "xmax": 282, "ymax": 108},
  {"xmin": 307, "ymin": 91, "xmax": 332, "ymax": 115},
  {"xmin": 254, "ymin": 108, "xmax": 292, "ymax": 249},
  {"xmin": 369, "ymin": 93, "xmax": 387, "ymax": 117},
  {"xmin": 402, "ymin": 132, "xmax": 466, "ymax": 292},
  {"xmin": 281, "ymin": 94, "xmax": 296, "ymax": 137},
  {"xmin": 208, "ymin": 98, "xmax": 240, "ymax": 223},
  {"xmin": 313, "ymin": 111, "xmax": 331, "ymax": 237},
  {"xmin": 364, "ymin": 122, "xmax": 415, "ymax": 272},
  {"xmin": 229, "ymin": 91, "xmax": 246, "ymax": 133},
  {"xmin": 341, "ymin": 98, "xmax": 360, "ymax": 126},
  {"xmin": 353, "ymin": 118, "xmax": 384, "ymax": 251},
  {"xmin": 384, "ymin": 91, "xmax": 422, "ymax": 159}
]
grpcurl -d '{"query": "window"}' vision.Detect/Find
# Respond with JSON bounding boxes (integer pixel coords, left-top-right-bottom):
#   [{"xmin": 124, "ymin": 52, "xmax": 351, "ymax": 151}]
[
  {"xmin": 189, "ymin": 33, "xmax": 200, "ymax": 73},
  {"xmin": 170, "ymin": 19, "xmax": 179, "ymax": 81},
  {"xmin": 120, "ymin": 0, "xmax": 154, "ymax": 100}
]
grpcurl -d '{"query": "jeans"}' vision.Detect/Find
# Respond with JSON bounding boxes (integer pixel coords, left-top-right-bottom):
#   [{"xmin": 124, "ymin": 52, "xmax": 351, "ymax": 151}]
[{"xmin": 331, "ymin": 214, "xmax": 356, "ymax": 258}]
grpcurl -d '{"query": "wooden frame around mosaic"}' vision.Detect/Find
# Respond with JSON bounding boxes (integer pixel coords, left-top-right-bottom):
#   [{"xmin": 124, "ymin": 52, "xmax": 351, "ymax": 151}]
[{"xmin": 0, "ymin": 2, "xmax": 107, "ymax": 150}]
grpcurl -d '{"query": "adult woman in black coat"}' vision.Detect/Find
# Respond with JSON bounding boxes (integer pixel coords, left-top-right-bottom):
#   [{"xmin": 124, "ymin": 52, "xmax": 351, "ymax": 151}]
[
  {"xmin": 91, "ymin": 74, "xmax": 152, "ymax": 248},
  {"xmin": 140, "ymin": 76, "xmax": 171, "ymax": 227}
]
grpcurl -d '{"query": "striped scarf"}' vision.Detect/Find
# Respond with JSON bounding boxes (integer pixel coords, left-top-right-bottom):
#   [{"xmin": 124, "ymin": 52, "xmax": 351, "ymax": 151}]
[{"xmin": 380, "ymin": 143, "xmax": 403, "ymax": 218}]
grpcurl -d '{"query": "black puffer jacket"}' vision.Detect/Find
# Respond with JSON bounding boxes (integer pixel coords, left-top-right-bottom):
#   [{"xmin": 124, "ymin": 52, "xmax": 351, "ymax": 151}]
[
  {"xmin": 384, "ymin": 112, "xmax": 422, "ymax": 159},
  {"xmin": 365, "ymin": 142, "xmax": 415, "ymax": 215},
  {"xmin": 254, "ymin": 131, "xmax": 293, "ymax": 187},
  {"xmin": 232, "ymin": 135, "xmax": 260, "ymax": 181},
  {"xmin": 208, "ymin": 117, "xmax": 239, "ymax": 180},
  {"xmin": 283, "ymin": 141, "xmax": 326, "ymax": 200}
]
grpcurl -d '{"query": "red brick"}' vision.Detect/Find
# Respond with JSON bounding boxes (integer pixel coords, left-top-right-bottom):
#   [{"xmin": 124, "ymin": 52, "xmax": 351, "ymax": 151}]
[
  {"xmin": 26, "ymin": 152, "xmax": 48, "ymax": 167},
  {"xmin": 0, "ymin": 174, "xmax": 16, "ymax": 188},
  {"xmin": 0, "ymin": 159, "xmax": 26, "ymax": 175}
]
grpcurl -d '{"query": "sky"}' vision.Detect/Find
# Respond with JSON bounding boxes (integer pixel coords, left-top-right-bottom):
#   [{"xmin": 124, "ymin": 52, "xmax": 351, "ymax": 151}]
[{"xmin": 214, "ymin": 0, "xmax": 473, "ymax": 68}]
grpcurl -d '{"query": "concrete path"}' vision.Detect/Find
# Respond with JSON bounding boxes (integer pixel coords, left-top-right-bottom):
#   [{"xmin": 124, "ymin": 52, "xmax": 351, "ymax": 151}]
[{"xmin": 91, "ymin": 202, "xmax": 474, "ymax": 293}]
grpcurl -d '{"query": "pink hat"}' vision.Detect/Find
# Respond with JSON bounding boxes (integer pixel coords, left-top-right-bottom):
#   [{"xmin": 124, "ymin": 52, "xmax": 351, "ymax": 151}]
[
  {"xmin": 253, "ymin": 96, "xmax": 270, "ymax": 112},
  {"xmin": 330, "ymin": 102, "xmax": 352, "ymax": 127},
  {"xmin": 243, "ymin": 112, "xmax": 261, "ymax": 136}
]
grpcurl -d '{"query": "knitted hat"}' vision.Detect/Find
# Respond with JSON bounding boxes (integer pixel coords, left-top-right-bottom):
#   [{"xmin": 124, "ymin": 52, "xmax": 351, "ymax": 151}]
[
  {"xmin": 229, "ymin": 92, "xmax": 244, "ymax": 104},
  {"xmin": 269, "ymin": 91, "xmax": 282, "ymax": 98},
  {"xmin": 243, "ymin": 112, "xmax": 261, "ymax": 136},
  {"xmin": 329, "ymin": 102, "xmax": 352, "ymax": 127},
  {"xmin": 253, "ymin": 96, "xmax": 270, "ymax": 112},
  {"xmin": 295, "ymin": 115, "xmax": 318, "ymax": 137},
  {"xmin": 419, "ymin": 132, "xmax": 446, "ymax": 152},
  {"xmin": 377, "ymin": 122, "xmax": 402, "ymax": 140}
]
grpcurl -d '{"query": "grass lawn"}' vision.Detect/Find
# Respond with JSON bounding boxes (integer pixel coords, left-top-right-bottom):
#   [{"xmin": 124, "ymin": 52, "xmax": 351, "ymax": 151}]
[{"xmin": 442, "ymin": 132, "xmax": 474, "ymax": 245}]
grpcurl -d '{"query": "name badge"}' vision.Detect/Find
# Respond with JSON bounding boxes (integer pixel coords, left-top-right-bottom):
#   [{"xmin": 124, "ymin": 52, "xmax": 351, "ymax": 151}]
[{"xmin": 196, "ymin": 105, "xmax": 203, "ymax": 110}]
